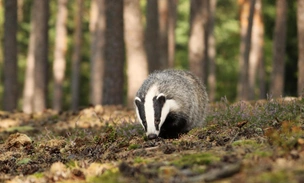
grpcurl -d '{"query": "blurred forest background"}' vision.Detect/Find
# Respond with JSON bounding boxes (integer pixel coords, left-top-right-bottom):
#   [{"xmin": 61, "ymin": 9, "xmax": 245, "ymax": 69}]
[{"xmin": 0, "ymin": 0, "xmax": 303, "ymax": 113}]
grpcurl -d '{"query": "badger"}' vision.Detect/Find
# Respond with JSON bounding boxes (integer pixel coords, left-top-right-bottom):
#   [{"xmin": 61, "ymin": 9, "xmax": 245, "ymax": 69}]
[{"xmin": 134, "ymin": 69, "xmax": 208, "ymax": 140}]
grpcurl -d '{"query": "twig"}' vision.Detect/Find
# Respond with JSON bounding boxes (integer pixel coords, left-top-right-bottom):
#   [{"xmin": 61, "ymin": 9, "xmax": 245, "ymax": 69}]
[
  {"xmin": 92, "ymin": 110, "xmax": 103, "ymax": 123},
  {"xmin": 74, "ymin": 113, "xmax": 83, "ymax": 128}
]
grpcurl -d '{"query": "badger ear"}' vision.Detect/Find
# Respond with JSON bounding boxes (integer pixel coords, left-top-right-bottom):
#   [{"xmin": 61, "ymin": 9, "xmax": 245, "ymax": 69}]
[
  {"xmin": 134, "ymin": 97, "xmax": 142, "ymax": 107},
  {"xmin": 156, "ymin": 93, "xmax": 166, "ymax": 106}
]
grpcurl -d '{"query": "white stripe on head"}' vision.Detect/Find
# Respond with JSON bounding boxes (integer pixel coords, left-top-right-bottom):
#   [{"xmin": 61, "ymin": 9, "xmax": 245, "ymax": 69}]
[
  {"xmin": 134, "ymin": 97, "xmax": 144, "ymax": 129},
  {"xmin": 159, "ymin": 99, "xmax": 179, "ymax": 130},
  {"xmin": 144, "ymin": 84, "xmax": 159, "ymax": 135}
]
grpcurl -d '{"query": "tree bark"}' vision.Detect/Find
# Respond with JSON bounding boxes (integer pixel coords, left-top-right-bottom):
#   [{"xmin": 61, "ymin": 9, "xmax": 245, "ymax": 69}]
[
  {"xmin": 237, "ymin": 0, "xmax": 256, "ymax": 100},
  {"xmin": 168, "ymin": 0, "xmax": 177, "ymax": 68},
  {"xmin": 17, "ymin": 0, "xmax": 24, "ymax": 22},
  {"xmin": 103, "ymin": 0, "xmax": 125, "ymax": 105},
  {"xmin": 90, "ymin": 0, "xmax": 106, "ymax": 105},
  {"xmin": 248, "ymin": 0, "xmax": 263, "ymax": 100},
  {"xmin": 270, "ymin": 0, "xmax": 287, "ymax": 98},
  {"xmin": 258, "ymin": 52, "xmax": 266, "ymax": 99},
  {"xmin": 71, "ymin": 0, "xmax": 84, "ymax": 111},
  {"xmin": 53, "ymin": 0, "xmax": 68, "ymax": 111},
  {"xmin": 207, "ymin": 0, "xmax": 217, "ymax": 102},
  {"xmin": 146, "ymin": 0, "xmax": 160, "ymax": 73},
  {"xmin": 188, "ymin": 0, "xmax": 208, "ymax": 81},
  {"xmin": 33, "ymin": 0, "xmax": 49, "ymax": 113},
  {"xmin": 3, "ymin": 0, "xmax": 18, "ymax": 111},
  {"xmin": 297, "ymin": 0, "xmax": 304, "ymax": 97},
  {"xmin": 23, "ymin": 4, "xmax": 36, "ymax": 114},
  {"xmin": 124, "ymin": 0, "xmax": 148, "ymax": 108},
  {"xmin": 158, "ymin": 0, "xmax": 169, "ymax": 69}
]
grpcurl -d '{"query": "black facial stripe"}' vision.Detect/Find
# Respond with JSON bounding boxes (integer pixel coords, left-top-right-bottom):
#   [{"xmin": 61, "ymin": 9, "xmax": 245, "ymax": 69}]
[
  {"xmin": 135, "ymin": 99, "xmax": 147, "ymax": 132},
  {"xmin": 153, "ymin": 96, "xmax": 166, "ymax": 131}
]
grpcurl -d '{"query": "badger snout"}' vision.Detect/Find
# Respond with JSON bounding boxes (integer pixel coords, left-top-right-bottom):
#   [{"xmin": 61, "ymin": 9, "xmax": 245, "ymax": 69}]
[{"xmin": 147, "ymin": 133, "xmax": 158, "ymax": 140}]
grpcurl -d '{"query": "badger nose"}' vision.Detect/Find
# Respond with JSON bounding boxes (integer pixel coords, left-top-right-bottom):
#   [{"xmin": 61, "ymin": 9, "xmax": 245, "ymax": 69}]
[{"xmin": 147, "ymin": 133, "xmax": 158, "ymax": 140}]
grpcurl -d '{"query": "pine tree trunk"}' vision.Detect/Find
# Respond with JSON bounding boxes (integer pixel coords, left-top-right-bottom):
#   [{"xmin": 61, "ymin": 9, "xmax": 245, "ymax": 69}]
[
  {"xmin": 257, "ymin": 1, "xmax": 266, "ymax": 99},
  {"xmin": 248, "ymin": 0, "xmax": 263, "ymax": 100},
  {"xmin": 90, "ymin": 0, "xmax": 105, "ymax": 105},
  {"xmin": 270, "ymin": 0, "xmax": 287, "ymax": 98},
  {"xmin": 188, "ymin": 0, "xmax": 208, "ymax": 81},
  {"xmin": 23, "ymin": 5, "xmax": 36, "ymax": 114},
  {"xmin": 207, "ymin": 0, "xmax": 217, "ymax": 102},
  {"xmin": 103, "ymin": 0, "xmax": 125, "ymax": 105},
  {"xmin": 297, "ymin": 0, "xmax": 304, "ymax": 97},
  {"xmin": 158, "ymin": 0, "xmax": 168, "ymax": 69},
  {"xmin": 71, "ymin": 0, "xmax": 83, "ymax": 111},
  {"xmin": 124, "ymin": 0, "xmax": 148, "ymax": 108},
  {"xmin": 237, "ymin": 0, "xmax": 256, "ymax": 100},
  {"xmin": 53, "ymin": 0, "xmax": 68, "ymax": 111},
  {"xmin": 3, "ymin": 0, "xmax": 18, "ymax": 111},
  {"xmin": 258, "ymin": 53, "xmax": 266, "ymax": 99},
  {"xmin": 17, "ymin": 0, "xmax": 24, "ymax": 22},
  {"xmin": 146, "ymin": 0, "xmax": 160, "ymax": 73},
  {"xmin": 33, "ymin": 0, "xmax": 49, "ymax": 113},
  {"xmin": 168, "ymin": 0, "xmax": 177, "ymax": 68}
]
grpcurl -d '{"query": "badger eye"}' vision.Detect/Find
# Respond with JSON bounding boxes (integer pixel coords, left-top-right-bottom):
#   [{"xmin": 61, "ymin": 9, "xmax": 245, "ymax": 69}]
[{"xmin": 155, "ymin": 119, "xmax": 160, "ymax": 125}]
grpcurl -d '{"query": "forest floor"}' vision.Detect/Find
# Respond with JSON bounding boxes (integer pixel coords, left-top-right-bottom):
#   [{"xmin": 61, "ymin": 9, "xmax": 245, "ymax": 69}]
[{"xmin": 0, "ymin": 98, "xmax": 304, "ymax": 183}]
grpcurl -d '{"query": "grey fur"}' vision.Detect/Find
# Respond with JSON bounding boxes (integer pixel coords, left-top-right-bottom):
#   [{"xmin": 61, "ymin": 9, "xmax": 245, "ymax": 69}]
[{"xmin": 135, "ymin": 69, "xmax": 208, "ymax": 137}]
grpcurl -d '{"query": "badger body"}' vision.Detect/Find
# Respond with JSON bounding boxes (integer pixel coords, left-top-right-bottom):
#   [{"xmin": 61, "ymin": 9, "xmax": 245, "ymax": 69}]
[{"xmin": 134, "ymin": 69, "xmax": 208, "ymax": 139}]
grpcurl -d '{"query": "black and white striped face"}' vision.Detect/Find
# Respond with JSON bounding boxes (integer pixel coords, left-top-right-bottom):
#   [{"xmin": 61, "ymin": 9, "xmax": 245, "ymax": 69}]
[{"xmin": 134, "ymin": 85, "xmax": 179, "ymax": 140}]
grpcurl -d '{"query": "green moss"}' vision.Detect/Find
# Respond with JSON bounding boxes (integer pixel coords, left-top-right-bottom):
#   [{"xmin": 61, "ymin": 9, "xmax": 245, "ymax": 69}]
[
  {"xmin": 245, "ymin": 150, "xmax": 272, "ymax": 159},
  {"xmin": 17, "ymin": 158, "xmax": 31, "ymax": 165},
  {"xmin": 5, "ymin": 125, "xmax": 35, "ymax": 132},
  {"xmin": 232, "ymin": 139, "xmax": 260, "ymax": 147},
  {"xmin": 133, "ymin": 157, "xmax": 149, "ymax": 164},
  {"xmin": 88, "ymin": 168, "xmax": 121, "ymax": 183},
  {"xmin": 128, "ymin": 144, "xmax": 140, "ymax": 150},
  {"xmin": 250, "ymin": 171, "xmax": 296, "ymax": 183},
  {"xmin": 32, "ymin": 172, "xmax": 44, "ymax": 178},
  {"xmin": 66, "ymin": 161, "xmax": 77, "ymax": 168},
  {"xmin": 173, "ymin": 153, "xmax": 220, "ymax": 167}
]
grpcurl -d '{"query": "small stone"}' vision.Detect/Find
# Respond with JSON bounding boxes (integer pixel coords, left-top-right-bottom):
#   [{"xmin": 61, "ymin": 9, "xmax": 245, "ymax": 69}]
[{"xmin": 50, "ymin": 162, "xmax": 67, "ymax": 174}]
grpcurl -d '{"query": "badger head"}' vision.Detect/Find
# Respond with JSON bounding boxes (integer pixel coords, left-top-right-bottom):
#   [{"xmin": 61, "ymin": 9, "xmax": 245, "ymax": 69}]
[{"xmin": 134, "ymin": 85, "xmax": 179, "ymax": 140}]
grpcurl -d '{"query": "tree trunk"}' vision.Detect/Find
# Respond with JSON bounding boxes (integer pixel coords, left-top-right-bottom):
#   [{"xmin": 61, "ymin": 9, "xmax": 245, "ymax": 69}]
[
  {"xmin": 33, "ymin": 0, "xmax": 49, "ymax": 113},
  {"xmin": 17, "ymin": 0, "xmax": 24, "ymax": 22},
  {"xmin": 297, "ymin": 0, "xmax": 304, "ymax": 97},
  {"xmin": 23, "ymin": 6, "xmax": 35, "ymax": 113},
  {"xmin": 53, "ymin": 0, "xmax": 68, "ymax": 111},
  {"xmin": 258, "ymin": 53, "xmax": 266, "ymax": 99},
  {"xmin": 158, "ymin": 0, "xmax": 168, "ymax": 69},
  {"xmin": 3, "ymin": 0, "xmax": 18, "ymax": 111},
  {"xmin": 103, "ymin": 0, "xmax": 125, "ymax": 105},
  {"xmin": 270, "ymin": 0, "xmax": 287, "ymax": 98},
  {"xmin": 188, "ymin": 0, "xmax": 208, "ymax": 81},
  {"xmin": 71, "ymin": 0, "xmax": 84, "ymax": 111},
  {"xmin": 23, "ymin": 0, "xmax": 39, "ymax": 114},
  {"xmin": 124, "ymin": 0, "xmax": 148, "ymax": 108},
  {"xmin": 146, "ymin": 0, "xmax": 160, "ymax": 73},
  {"xmin": 206, "ymin": 0, "xmax": 217, "ymax": 102},
  {"xmin": 168, "ymin": 0, "xmax": 177, "ymax": 68},
  {"xmin": 237, "ymin": 0, "xmax": 256, "ymax": 100},
  {"xmin": 90, "ymin": 0, "xmax": 106, "ymax": 105},
  {"xmin": 248, "ymin": 0, "xmax": 263, "ymax": 100},
  {"xmin": 257, "ymin": 0, "xmax": 266, "ymax": 99}
]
